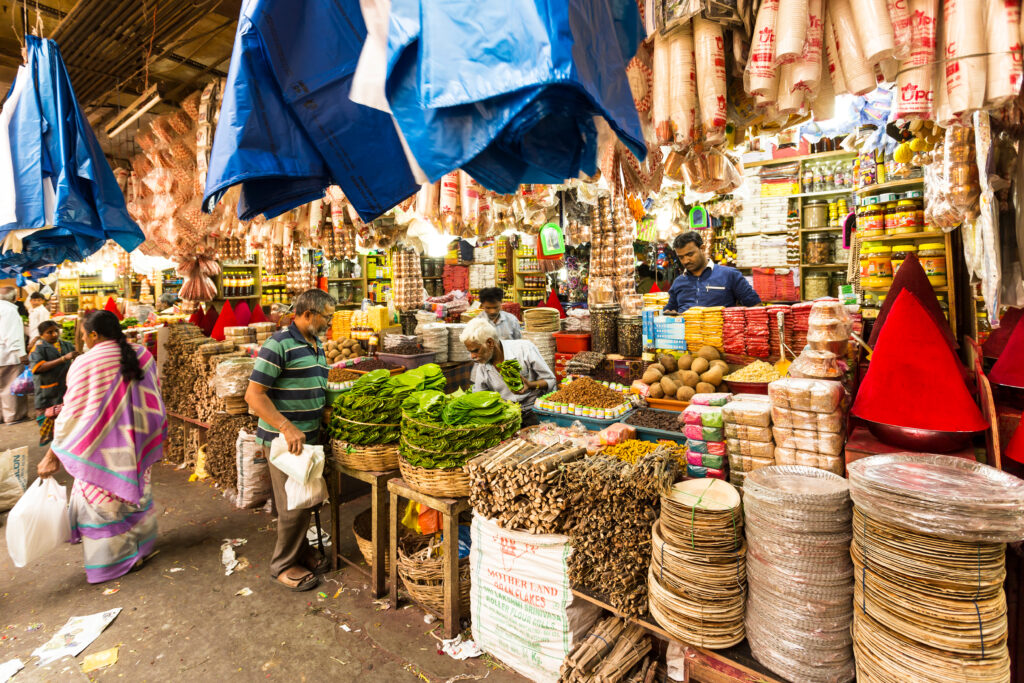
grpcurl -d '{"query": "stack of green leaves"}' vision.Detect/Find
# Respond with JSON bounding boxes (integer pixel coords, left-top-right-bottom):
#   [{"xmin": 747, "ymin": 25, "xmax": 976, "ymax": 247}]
[
  {"xmin": 330, "ymin": 364, "xmax": 447, "ymax": 444},
  {"xmin": 497, "ymin": 359, "xmax": 524, "ymax": 392},
  {"xmin": 400, "ymin": 390, "xmax": 521, "ymax": 468}
]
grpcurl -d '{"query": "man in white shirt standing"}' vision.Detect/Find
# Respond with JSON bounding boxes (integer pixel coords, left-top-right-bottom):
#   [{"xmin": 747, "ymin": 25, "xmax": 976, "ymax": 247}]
[
  {"xmin": 0, "ymin": 287, "xmax": 28, "ymax": 424},
  {"xmin": 477, "ymin": 287, "xmax": 522, "ymax": 340},
  {"xmin": 460, "ymin": 316, "xmax": 555, "ymax": 426},
  {"xmin": 26, "ymin": 291, "xmax": 50, "ymax": 347}
]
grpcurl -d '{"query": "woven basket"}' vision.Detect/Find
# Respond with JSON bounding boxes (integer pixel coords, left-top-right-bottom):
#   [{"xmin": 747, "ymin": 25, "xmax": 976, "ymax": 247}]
[
  {"xmin": 399, "ymin": 456, "xmax": 471, "ymax": 498},
  {"xmin": 397, "ymin": 535, "xmax": 470, "ymax": 615},
  {"xmin": 352, "ymin": 508, "xmax": 392, "ymax": 573},
  {"xmin": 331, "ymin": 439, "xmax": 399, "ymax": 472}
]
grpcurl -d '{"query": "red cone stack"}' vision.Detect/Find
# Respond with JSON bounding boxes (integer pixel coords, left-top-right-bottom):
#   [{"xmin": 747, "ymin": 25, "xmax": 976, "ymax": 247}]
[
  {"xmin": 988, "ymin": 316, "xmax": 1024, "ymax": 390},
  {"xmin": 210, "ymin": 301, "xmax": 237, "ymax": 341},
  {"xmin": 744, "ymin": 306, "xmax": 771, "ymax": 358},
  {"xmin": 200, "ymin": 304, "xmax": 218, "ymax": 337},
  {"xmin": 723, "ymin": 307, "xmax": 747, "ymax": 355},
  {"xmin": 248, "ymin": 303, "xmax": 268, "ymax": 325},
  {"xmin": 234, "ymin": 300, "xmax": 252, "ymax": 327}
]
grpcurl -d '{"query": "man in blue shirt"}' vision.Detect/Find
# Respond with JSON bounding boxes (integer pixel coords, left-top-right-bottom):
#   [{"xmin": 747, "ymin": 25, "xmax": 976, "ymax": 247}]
[{"xmin": 663, "ymin": 231, "xmax": 761, "ymax": 313}]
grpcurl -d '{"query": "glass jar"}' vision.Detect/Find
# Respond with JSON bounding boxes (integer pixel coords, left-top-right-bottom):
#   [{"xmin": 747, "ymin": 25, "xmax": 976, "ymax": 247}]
[
  {"xmin": 881, "ymin": 194, "xmax": 899, "ymax": 234},
  {"xmin": 859, "ymin": 241, "xmax": 881, "ymax": 284},
  {"xmin": 617, "ymin": 315, "xmax": 642, "ymax": 357},
  {"xmin": 977, "ymin": 310, "xmax": 991, "ymax": 343},
  {"xmin": 591, "ymin": 304, "xmax": 620, "ymax": 354},
  {"xmin": 805, "ymin": 272, "xmax": 831, "ymax": 299},
  {"xmin": 829, "ymin": 271, "xmax": 847, "ymax": 298},
  {"xmin": 806, "ymin": 232, "xmax": 833, "ymax": 264},
  {"xmin": 890, "ymin": 244, "xmax": 917, "ymax": 275},
  {"xmin": 858, "ymin": 197, "xmax": 884, "ymax": 237},
  {"xmin": 833, "ymin": 233, "xmax": 846, "ymax": 262},
  {"xmin": 804, "ymin": 200, "xmax": 829, "ymax": 229},
  {"xmin": 918, "ymin": 242, "xmax": 947, "ymax": 287},
  {"xmin": 936, "ymin": 295, "xmax": 949, "ymax": 320},
  {"xmin": 864, "ymin": 245, "xmax": 893, "ymax": 290}
]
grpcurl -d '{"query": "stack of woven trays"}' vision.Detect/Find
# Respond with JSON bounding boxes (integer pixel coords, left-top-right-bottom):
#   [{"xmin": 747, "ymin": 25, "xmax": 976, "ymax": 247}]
[
  {"xmin": 848, "ymin": 454, "xmax": 1024, "ymax": 683},
  {"xmin": 743, "ymin": 466, "xmax": 855, "ymax": 683}
]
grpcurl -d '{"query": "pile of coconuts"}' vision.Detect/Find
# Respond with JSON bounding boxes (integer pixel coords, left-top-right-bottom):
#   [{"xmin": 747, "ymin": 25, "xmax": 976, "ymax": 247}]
[{"xmin": 638, "ymin": 346, "xmax": 728, "ymax": 402}]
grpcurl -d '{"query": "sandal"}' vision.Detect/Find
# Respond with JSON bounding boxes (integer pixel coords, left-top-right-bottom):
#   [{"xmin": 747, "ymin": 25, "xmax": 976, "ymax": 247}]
[
  {"xmin": 130, "ymin": 549, "xmax": 160, "ymax": 573},
  {"xmin": 304, "ymin": 553, "xmax": 331, "ymax": 576},
  {"xmin": 274, "ymin": 568, "xmax": 320, "ymax": 592}
]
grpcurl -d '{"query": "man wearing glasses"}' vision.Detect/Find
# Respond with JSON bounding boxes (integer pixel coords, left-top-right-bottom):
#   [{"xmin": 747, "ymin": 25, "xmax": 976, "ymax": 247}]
[{"xmin": 246, "ymin": 289, "xmax": 336, "ymax": 592}]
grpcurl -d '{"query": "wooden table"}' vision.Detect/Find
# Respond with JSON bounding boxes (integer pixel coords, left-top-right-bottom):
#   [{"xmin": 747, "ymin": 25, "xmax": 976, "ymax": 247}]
[
  {"xmin": 387, "ymin": 478, "xmax": 470, "ymax": 639},
  {"xmin": 325, "ymin": 462, "xmax": 399, "ymax": 598}
]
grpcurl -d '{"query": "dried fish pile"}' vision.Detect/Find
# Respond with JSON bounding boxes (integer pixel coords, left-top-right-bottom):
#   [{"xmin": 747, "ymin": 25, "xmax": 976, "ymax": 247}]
[
  {"xmin": 560, "ymin": 615, "xmax": 653, "ymax": 683},
  {"xmin": 467, "ymin": 438, "xmax": 585, "ymax": 534},
  {"xmin": 564, "ymin": 449, "xmax": 678, "ymax": 617},
  {"xmin": 205, "ymin": 413, "xmax": 258, "ymax": 490}
]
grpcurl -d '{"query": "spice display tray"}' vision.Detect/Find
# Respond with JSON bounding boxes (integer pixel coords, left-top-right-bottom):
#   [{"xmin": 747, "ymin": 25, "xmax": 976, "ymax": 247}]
[
  {"xmin": 534, "ymin": 405, "xmax": 636, "ymax": 431},
  {"xmin": 626, "ymin": 409, "xmax": 686, "ymax": 444}
]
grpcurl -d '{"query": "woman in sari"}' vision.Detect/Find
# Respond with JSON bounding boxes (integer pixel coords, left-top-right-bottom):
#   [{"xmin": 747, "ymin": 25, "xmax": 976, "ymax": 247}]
[{"xmin": 36, "ymin": 310, "xmax": 167, "ymax": 583}]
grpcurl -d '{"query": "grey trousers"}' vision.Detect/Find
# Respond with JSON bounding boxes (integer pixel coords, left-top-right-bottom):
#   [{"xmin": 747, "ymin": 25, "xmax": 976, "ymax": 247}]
[
  {"xmin": 0, "ymin": 364, "xmax": 28, "ymax": 424},
  {"xmin": 265, "ymin": 446, "xmax": 320, "ymax": 578}
]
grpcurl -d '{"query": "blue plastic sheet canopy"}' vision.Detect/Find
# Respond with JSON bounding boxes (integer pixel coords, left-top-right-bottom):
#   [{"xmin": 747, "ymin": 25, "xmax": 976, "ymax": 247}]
[
  {"xmin": 202, "ymin": 0, "xmax": 419, "ymax": 224},
  {"xmin": 0, "ymin": 35, "xmax": 144, "ymax": 272},
  {"xmin": 385, "ymin": 0, "xmax": 646, "ymax": 194}
]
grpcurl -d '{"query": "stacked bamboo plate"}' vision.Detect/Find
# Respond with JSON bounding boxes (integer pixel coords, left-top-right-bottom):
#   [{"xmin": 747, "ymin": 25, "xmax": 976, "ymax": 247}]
[
  {"xmin": 648, "ymin": 479, "xmax": 746, "ymax": 649},
  {"xmin": 743, "ymin": 466, "xmax": 855, "ymax": 683},
  {"xmin": 848, "ymin": 454, "xmax": 1020, "ymax": 682}
]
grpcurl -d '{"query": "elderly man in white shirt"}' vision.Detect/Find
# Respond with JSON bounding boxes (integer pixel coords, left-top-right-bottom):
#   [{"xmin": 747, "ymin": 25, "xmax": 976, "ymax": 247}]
[
  {"xmin": 460, "ymin": 315, "xmax": 555, "ymax": 426},
  {"xmin": 0, "ymin": 286, "xmax": 28, "ymax": 424}
]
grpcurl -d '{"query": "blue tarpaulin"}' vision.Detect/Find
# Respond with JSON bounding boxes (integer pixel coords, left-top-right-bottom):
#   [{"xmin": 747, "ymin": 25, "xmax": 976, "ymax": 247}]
[
  {"xmin": 207, "ymin": 0, "xmax": 646, "ymax": 214},
  {"xmin": 203, "ymin": 0, "xmax": 419, "ymax": 223},
  {"xmin": 0, "ymin": 35, "xmax": 143, "ymax": 272}
]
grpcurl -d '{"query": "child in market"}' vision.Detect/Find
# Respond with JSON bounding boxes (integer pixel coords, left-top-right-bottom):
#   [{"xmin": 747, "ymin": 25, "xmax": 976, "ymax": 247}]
[{"xmin": 29, "ymin": 320, "xmax": 76, "ymax": 445}]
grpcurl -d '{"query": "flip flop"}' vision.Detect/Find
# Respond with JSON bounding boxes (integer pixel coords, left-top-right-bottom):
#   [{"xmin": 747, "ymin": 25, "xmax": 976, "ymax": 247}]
[
  {"xmin": 130, "ymin": 549, "xmax": 160, "ymax": 573},
  {"xmin": 305, "ymin": 553, "xmax": 331, "ymax": 575},
  {"xmin": 274, "ymin": 569, "xmax": 320, "ymax": 592}
]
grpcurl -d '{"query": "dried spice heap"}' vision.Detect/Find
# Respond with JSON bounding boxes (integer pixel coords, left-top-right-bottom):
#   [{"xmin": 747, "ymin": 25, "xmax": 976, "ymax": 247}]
[
  {"xmin": 205, "ymin": 413, "xmax": 258, "ymax": 490},
  {"xmin": 547, "ymin": 377, "xmax": 625, "ymax": 409}
]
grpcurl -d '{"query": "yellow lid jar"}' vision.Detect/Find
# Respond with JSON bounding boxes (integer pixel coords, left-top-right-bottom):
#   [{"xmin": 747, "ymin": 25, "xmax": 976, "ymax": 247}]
[
  {"xmin": 918, "ymin": 242, "xmax": 947, "ymax": 287},
  {"xmin": 891, "ymin": 244, "xmax": 917, "ymax": 275},
  {"xmin": 864, "ymin": 245, "xmax": 893, "ymax": 289}
]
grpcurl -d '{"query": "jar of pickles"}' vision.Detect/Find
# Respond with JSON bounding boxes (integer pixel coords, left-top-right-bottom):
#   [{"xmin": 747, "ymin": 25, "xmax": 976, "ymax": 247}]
[
  {"xmin": 804, "ymin": 200, "xmax": 828, "ymax": 229},
  {"xmin": 859, "ymin": 241, "xmax": 881, "ymax": 284},
  {"xmin": 890, "ymin": 244, "xmax": 917, "ymax": 275},
  {"xmin": 895, "ymin": 191, "xmax": 924, "ymax": 234},
  {"xmin": 881, "ymin": 194, "xmax": 900, "ymax": 234},
  {"xmin": 918, "ymin": 242, "xmax": 947, "ymax": 287},
  {"xmin": 858, "ymin": 197, "xmax": 884, "ymax": 238},
  {"xmin": 863, "ymin": 245, "xmax": 893, "ymax": 290},
  {"xmin": 805, "ymin": 232, "xmax": 833, "ymax": 264}
]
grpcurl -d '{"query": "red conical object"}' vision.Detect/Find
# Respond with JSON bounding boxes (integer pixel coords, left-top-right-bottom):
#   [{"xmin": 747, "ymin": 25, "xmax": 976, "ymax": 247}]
[
  {"xmin": 200, "ymin": 304, "xmax": 218, "ymax": 337},
  {"xmin": 248, "ymin": 303, "xmax": 268, "ymax": 325},
  {"xmin": 1006, "ymin": 413, "xmax": 1024, "ymax": 464},
  {"xmin": 982, "ymin": 306, "xmax": 1023, "ymax": 359},
  {"xmin": 989, "ymin": 316, "xmax": 1024, "ymax": 389},
  {"xmin": 649, "ymin": 280, "xmax": 662, "ymax": 293},
  {"xmin": 869, "ymin": 253, "xmax": 957, "ymax": 351},
  {"xmin": 545, "ymin": 289, "xmax": 565, "ymax": 318},
  {"xmin": 210, "ymin": 301, "xmax": 237, "ymax": 341},
  {"xmin": 104, "ymin": 297, "xmax": 122, "ymax": 320},
  {"xmin": 234, "ymin": 300, "xmax": 252, "ymax": 327},
  {"xmin": 852, "ymin": 289, "xmax": 987, "ymax": 433},
  {"xmin": 188, "ymin": 310, "xmax": 203, "ymax": 327}
]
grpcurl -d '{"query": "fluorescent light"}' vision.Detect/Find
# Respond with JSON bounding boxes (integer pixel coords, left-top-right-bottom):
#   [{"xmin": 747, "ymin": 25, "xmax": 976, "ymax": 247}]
[{"xmin": 105, "ymin": 85, "xmax": 161, "ymax": 138}]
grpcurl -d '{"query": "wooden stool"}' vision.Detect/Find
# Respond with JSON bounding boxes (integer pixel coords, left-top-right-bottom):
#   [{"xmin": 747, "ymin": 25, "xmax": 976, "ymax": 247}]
[
  {"xmin": 387, "ymin": 478, "xmax": 470, "ymax": 639},
  {"xmin": 326, "ymin": 462, "xmax": 399, "ymax": 598}
]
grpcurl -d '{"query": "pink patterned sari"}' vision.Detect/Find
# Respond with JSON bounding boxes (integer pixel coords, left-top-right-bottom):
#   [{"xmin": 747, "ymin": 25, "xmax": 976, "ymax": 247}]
[{"xmin": 53, "ymin": 340, "xmax": 167, "ymax": 583}]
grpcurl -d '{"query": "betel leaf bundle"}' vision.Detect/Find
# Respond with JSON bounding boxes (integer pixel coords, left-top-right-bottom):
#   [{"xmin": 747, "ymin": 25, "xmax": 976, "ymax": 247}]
[
  {"xmin": 497, "ymin": 359, "xmax": 524, "ymax": 392},
  {"xmin": 330, "ymin": 364, "xmax": 447, "ymax": 444},
  {"xmin": 400, "ymin": 390, "xmax": 521, "ymax": 469}
]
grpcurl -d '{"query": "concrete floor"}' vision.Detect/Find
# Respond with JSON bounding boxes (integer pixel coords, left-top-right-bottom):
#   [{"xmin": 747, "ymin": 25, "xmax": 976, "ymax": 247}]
[{"xmin": 0, "ymin": 421, "xmax": 523, "ymax": 682}]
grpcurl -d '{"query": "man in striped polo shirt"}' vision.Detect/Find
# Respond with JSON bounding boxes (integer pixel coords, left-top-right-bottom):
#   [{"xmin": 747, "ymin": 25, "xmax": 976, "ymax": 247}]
[{"xmin": 245, "ymin": 289, "xmax": 336, "ymax": 592}]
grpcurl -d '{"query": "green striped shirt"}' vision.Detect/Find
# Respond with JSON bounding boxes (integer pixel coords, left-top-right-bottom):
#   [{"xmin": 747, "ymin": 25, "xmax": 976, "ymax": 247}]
[{"xmin": 249, "ymin": 323, "xmax": 328, "ymax": 446}]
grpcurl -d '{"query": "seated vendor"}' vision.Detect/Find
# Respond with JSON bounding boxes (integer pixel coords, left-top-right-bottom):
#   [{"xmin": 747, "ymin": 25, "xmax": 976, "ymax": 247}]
[
  {"xmin": 478, "ymin": 287, "xmax": 522, "ymax": 340},
  {"xmin": 663, "ymin": 231, "xmax": 761, "ymax": 313},
  {"xmin": 460, "ymin": 316, "xmax": 555, "ymax": 426}
]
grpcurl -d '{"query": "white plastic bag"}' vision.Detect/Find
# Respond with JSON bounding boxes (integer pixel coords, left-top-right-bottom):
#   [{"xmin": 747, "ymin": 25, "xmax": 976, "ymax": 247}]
[
  {"xmin": 268, "ymin": 436, "xmax": 327, "ymax": 511},
  {"xmin": 6, "ymin": 478, "xmax": 70, "ymax": 567}
]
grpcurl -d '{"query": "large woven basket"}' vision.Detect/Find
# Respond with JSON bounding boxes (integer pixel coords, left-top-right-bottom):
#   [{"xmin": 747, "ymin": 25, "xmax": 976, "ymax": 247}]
[
  {"xmin": 352, "ymin": 508, "xmax": 391, "ymax": 573},
  {"xmin": 331, "ymin": 439, "xmax": 400, "ymax": 472},
  {"xmin": 399, "ymin": 456, "xmax": 471, "ymax": 498},
  {"xmin": 397, "ymin": 535, "xmax": 470, "ymax": 615}
]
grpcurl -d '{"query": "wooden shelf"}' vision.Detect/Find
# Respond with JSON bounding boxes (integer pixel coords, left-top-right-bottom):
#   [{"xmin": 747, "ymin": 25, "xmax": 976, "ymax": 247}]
[
  {"xmin": 855, "ymin": 177, "xmax": 925, "ymax": 194},
  {"xmin": 327, "ymin": 277, "xmax": 363, "ymax": 281},
  {"xmin": 799, "ymin": 226, "xmax": 843, "ymax": 232},
  {"xmin": 866, "ymin": 231, "xmax": 945, "ymax": 242},
  {"xmin": 218, "ymin": 295, "xmax": 259, "ymax": 300},
  {"xmin": 792, "ymin": 188, "xmax": 856, "ymax": 198},
  {"xmin": 802, "ymin": 263, "xmax": 848, "ymax": 269},
  {"xmin": 864, "ymin": 285, "xmax": 948, "ymax": 293},
  {"xmin": 743, "ymin": 149, "xmax": 856, "ymax": 168}
]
